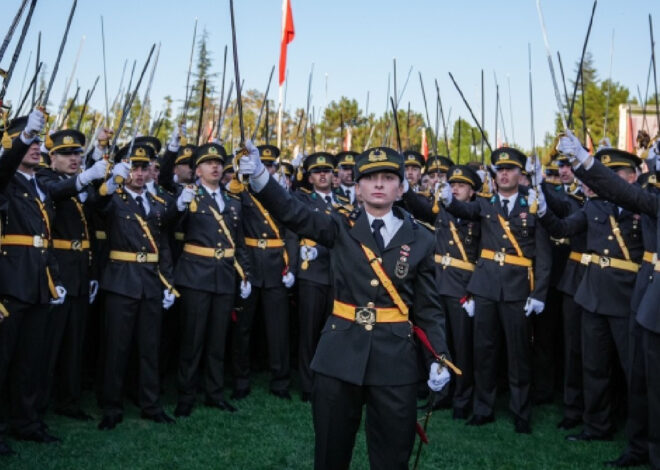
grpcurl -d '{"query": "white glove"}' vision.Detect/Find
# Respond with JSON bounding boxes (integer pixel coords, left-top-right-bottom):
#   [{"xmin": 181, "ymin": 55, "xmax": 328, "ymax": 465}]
[
  {"xmin": 111, "ymin": 161, "xmax": 131, "ymax": 180},
  {"xmin": 300, "ymin": 245, "xmax": 318, "ymax": 261},
  {"xmin": 557, "ymin": 130, "xmax": 591, "ymax": 168},
  {"xmin": 427, "ymin": 363, "xmax": 451, "ymax": 392},
  {"xmin": 21, "ymin": 108, "xmax": 46, "ymax": 144},
  {"xmin": 162, "ymin": 289, "xmax": 176, "ymax": 310},
  {"xmin": 78, "ymin": 159, "xmax": 109, "ymax": 187},
  {"xmin": 439, "ymin": 182, "xmax": 453, "ymax": 206},
  {"xmin": 523, "ymin": 297, "xmax": 545, "ymax": 317},
  {"xmin": 291, "ymin": 150, "xmax": 303, "ymax": 168},
  {"xmin": 176, "ymin": 185, "xmax": 196, "ymax": 211},
  {"xmin": 402, "ymin": 178, "xmax": 410, "ymax": 193},
  {"xmin": 238, "ymin": 139, "xmax": 264, "ymax": 176},
  {"xmin": 597, "ymin": 137, "xmax": 612, "ymax": 152},
  {"xmin": 50, "ymin": 285, "xmax": 67, "ymax": 305},
  {"xmin": 650, "ymin": 140, "xmax": 660, "ymax": 168},
  {"xmin": 529, "ymin": 188, "xmax": 547, "ymax": 216},
  {"xmin": 275, "ymin": 171, "xmax": 289, "ymax": 189},
  {"xmin": 239, "ymin": 280, "xmax": 252, "ymax": 299},
  {"xmin": 167, "ymin": 125, "xmax": 184, "ymax": 152},
  {"xmin": 461, "ymin": 298, "xmax": 475, "ymax": 317},
  {"xmin": 89, "ymin": 280, "xmax": 99, "ymax": 304},
  {"xmin": 525, "ymin": 156, "xmax": 543, "ymax": 181},
  {"xmin": 282, "ymin": 271, "xmax": 295, "ymax": 289}
]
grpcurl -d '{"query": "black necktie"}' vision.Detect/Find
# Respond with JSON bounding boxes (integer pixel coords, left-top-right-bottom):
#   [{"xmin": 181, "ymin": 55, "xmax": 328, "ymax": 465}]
[
  {"xmin": 501, "ymin": 199, "xmax": 509, "ymax": 217},
  {"xmin": 135, "ymin": 195, "xmax": 147, "ymax": 217},
  {"xmin": 325, "ymin": 195, "xmax": 332, "ymax": 205},
  {"xmin": 29, "ymin": 178, "xmax": 40, "ymax": 199},
  {"xmin": 371, "ymin": 219, "xmax": 385, "ymax": 253}
]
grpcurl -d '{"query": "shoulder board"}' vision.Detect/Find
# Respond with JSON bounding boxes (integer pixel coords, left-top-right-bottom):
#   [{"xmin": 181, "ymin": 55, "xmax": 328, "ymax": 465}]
[
  {"xmin": 335, "ymin": 194, "xmax": 350, "ymax": 203},
  {"xmin": 567, "ymin": 192, "xmax": 585, "ymax": 203},
  {"xmin": 225, "ymin": 192, "xmax": 241, "ymax": 200},
  {"xmin": 414, "ymin": 218, "xmax": 435, "ymax": 232},
  {"xmin": 150, "ymin": 193, "xmax": 166, "ymax": 205},
  {"xmin": 478, "ymin": 191, "xmax": 493, "ymax": 200},
  {"xmin": 299, "ymin": 187, "xmax": 312, "ymax": 194}
]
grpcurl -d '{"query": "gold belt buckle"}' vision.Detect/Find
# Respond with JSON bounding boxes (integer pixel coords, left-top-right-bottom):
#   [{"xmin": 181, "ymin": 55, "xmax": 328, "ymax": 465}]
[
  {"xmin": 136, "ymin": 252, "xmax": 148, "ymax": 263},
  {"xmin": 599, "ymin": 256, "xmax": 611, "ymax": 268},
  {"xmin": 493, "ymin": 251, "xmax": 506, "ymax": 266},
  {"xmin": 214, "ymin": 248, "xmax": 224, "ymax": 259},
  {"xmin": 355, "ymin": 307, "xmax": 376, "ymax": 331},
  {"xmin": 32, "ymin": 235, "xmax": 44, "ymax": 248},
  {"xmin": 71, "ymin": 240, "xmax": 82, "ymax": 251},
  {"xmin": 257, "ymin": 239, "xmax": 267, "ymax": 249},
  {"xmin": 441, "ymin": 254, "xmax": 452, "ymax": 267},
  {"xmin": 581, "ymin": 253, "xmax": 592, "ymax": 265}
]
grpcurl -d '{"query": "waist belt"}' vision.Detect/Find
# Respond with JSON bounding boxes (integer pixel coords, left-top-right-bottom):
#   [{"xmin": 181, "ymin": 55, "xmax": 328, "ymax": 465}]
[
  {"xmin": 109, "ymin": 250, "xmax": 159, "ymax": 263},
  {"xmin": 434, "ymin": 254, "xmax": 475, "ymax": 272},
  {"xmin": 569, "ymin": 251, "xmax": 588, "ymax": 264},
  {"xmin": 333, "ymin": 300, "xmax": 407, "ymax": 330},
  {"xmin": 183, "ymin": 244, "xmax": 235, "ymax": 259},
  {"xmin": 95, "ymin": 230, "xmax": 107, "ymax": 240},
  {"xmin": 245, "ymin": 237, "xmax": 285, "ymax": 249},
  {"xmin": 480, "ymin": 249, "xmax": 532, "ymax": 267},
  {"xmin": 52, "ymin": 239, "xmax": 90, "ymax": 251},
  {"xmin": 580, "ymin": 253, "xmax": 639, "ymax": 273},
  {"xmin": 643, "ymin": 251, "xmax": 657, "ymax": 264},
  {"xmin": 1, "ymin": 234, "xmax": 49, "ymax": 248}
]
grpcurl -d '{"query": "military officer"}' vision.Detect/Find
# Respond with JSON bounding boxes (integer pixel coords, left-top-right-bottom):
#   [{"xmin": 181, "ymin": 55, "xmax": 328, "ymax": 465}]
[
  {"xmin": 334, "ymin": 150, "xmax": 359, "ymax": 205},
  {"xmin": 173, "ymin": 142, "xmax": 251, "ymax": 417},
  {"xmin": 403, "ymin": 150, "xmax": 425, "ymax": 191},
  {"xmin": 238, "ymin": 141, "xmax": 451, "ymax": 470},
  {"xmin": 439, "ymin": 147, "xmax": 552, "ymax": 434}
]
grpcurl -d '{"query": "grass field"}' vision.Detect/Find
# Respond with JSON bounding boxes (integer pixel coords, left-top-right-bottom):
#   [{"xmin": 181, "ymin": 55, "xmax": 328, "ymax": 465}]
[{"xmin": 3, "ymin": 373, "xmax": 627, "ymax": 469}]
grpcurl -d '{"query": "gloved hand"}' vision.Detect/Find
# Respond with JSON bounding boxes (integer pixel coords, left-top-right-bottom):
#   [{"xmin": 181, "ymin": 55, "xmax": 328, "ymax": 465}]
[
  {"xmin": 89, "ymin": 280, "xmax": 99, "ymax": 304},
  {"xmin": 21, "ymin": 108, "xmax": 46, "ymax": 144},
  {"xmin": 525, "ymin": 156, "xmax": 543, "ymax": 180},
  {"xmin": 597, "ymin": 137, "xmax": 612, "ymax": 152},
  {"xmin": 167, "ymin": 125, "xmax": 184, "ymax": 152},
  {"xmin": 439, "ymin": 182, "xmax": 453, "ymax": 206},
  {"xmin": 523, "ymin": 297, "xmax": 545, "ymax": 317},
  {"xmin": 461, "ymin": 297, "xmax": 475, "ymax": 317},
  {"xmin": 240, "ymin": 280, "xmax": 252, "ymax": 299},
  {"xmin": 528, "ymin": 188, "xmax": 547, "ymax": 216},
  {"xmin": 402, "ymin": 178, "xmax": 410, "ymax": 193},
  {"xmin": 427, "ymin": 363, "xmax": 451, "ymax": 392},
  {"xmin": 650, "ymin": 139, "xmax": 660, "ymax": 167},
  {"xmin": 111, "ymin": 161, "xmax": 131, "ymax": 180},
  {"xmin": 300, "ymin": 245, "xmax": 318, "ymax": 261},
  {"xmin": 176, "ymin": 185, "xmax": 196, "ymax": 211},
  {"xmin": 238, "ymin": 139, "xmax": 264, "ymax": 176},
  {"xmin": 557, "ymin": 130, "xmax": 591, "ymax": 168},
  {"xmin": 50, "ymin": 285, "xmax": 67, "ymax": 305},
  {"xmin": 282, "ymin": 271, "xmax": 295, "ymax": 289},
  {"xmin": 291, "ymin": 148, "xmax": 303, "ymax": 168},
  {"xmin": 162, "ymin": 289, "xmax": 176, "ymax": 310},
  {"xmin": 78, "ymin": 159, "xmax": 109, "ymax": 187}
]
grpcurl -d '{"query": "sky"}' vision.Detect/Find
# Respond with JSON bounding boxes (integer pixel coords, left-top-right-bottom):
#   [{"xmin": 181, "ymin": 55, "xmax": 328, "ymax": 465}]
[{"xmin": 0, "ymin": 0, "xmax": 657, "ymax": 151}]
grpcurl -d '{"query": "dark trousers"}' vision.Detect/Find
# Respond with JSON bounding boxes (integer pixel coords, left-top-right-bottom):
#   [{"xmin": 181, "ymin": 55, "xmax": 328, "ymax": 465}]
[
  {"xmin": 642, "ymin": 327, "xmax": 660, "ymax": 469},
  {"xmin": 101, "ymin": 292, "xmax": 162, "ymax": 418},
  {"xmin": 532, "ymin": 286, "xmax": 561, "ymax": 403},
  {"xmin": 177, "ymin": 288, "xmax": 234, "ymax": 405},
  {"xmin": 581, "ymin": 309, "xmax": 629, "ymax": 436},
  {"xmin": 442, "ymin": 295, "xmax": 474, "ymax": 413},
  {"xmin": 562, "ymin": 294, "xmax": 584, "ymax": 421},
  {"xmin": 312, "ymin": 373, "xmax": 417, "ymax": 470},
  {"xmin": 473, "ymin": 296, "xmax": 532, "ymax": 422},
  {"xmin": 232, "ymin": 286, "xmax": 290, "ymax": 392},
  {"xmin": 40, "ymin": 295, "xmax": 87, "ymax": 414},
  {"xmin": 297, "ymin": 280, "xmax": 332, "ymax": 395},
  {"xmin": 0, "ymin": 297, "xmax": 49, "ymax": 435},
  {"xmin": 625, "ymin": 319, "xmax": 649, "ymax": 459}
]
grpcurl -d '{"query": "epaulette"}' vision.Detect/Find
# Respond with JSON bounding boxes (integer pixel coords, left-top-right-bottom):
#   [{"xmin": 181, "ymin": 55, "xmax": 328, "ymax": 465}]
[
  {"xmin": 477, "ymin": 191, "xmax": 493, "ymax": 199},
  {"xmin": 567, "ymin": 192, "xmax": 585, "ymax": 203},
  {"xmin": 225, "ymin": 192, "xmax": 241, "ymax": 200},
  {"xmin": 413, "ymin": 217, "xmax": 435, "ymax": 232},
  {"xmin": 150, "ymin": 193, "xmax": 166, "ymax": 205},
  {"xmin": 299, "ymin": 187, "xmax": 312, "ymax": 195},
  {"xmin": 335, "ymin": 193, "xmax": 350, "ymax": 204}
]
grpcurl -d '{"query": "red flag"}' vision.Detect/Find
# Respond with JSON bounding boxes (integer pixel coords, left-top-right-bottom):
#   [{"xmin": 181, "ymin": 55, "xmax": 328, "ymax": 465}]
[
  {"xmin": 626, "ymin": 112, "xmax": 634, "ymax": 153},
  {"xmin": 586, "ymin": 131, "xmax": 594, "ymax": 154},
  {"xmin": 279, "ymin": 0, "xmax": 295, "ymax": 86},
  {"xmin": 421, "ymin": 128, "xmax": 428, "ymax": 159},
  {"xmin": 343, "ymin": 127, "xmax": 352, "ymax": 151}
]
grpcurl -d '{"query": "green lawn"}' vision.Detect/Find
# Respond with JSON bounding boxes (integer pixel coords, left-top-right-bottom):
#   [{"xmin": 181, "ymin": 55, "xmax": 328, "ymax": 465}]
[{"xmin": 3, "ymin": 373, "xmax": 627, "ymax": 469}]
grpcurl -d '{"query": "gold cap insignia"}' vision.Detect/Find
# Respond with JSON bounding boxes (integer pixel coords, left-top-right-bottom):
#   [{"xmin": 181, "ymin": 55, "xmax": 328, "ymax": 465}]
[
  {"xmin": 209, "ymin": 146, "xmax": 218, "ymax": 155},
  {"xmin": 453, "ymin": 168, "xmax": 463, "ymax": 176},
  {"xmin": 368, "ymin": 149, "xmax": 387, "ymax": 162},
  {"xmin": 184, "ymin": 148, "xmax": 193, "ymax": 157},
  {"xmin": 263, "ymin": 148, "xmax": 273, "ymax": 156},
  {"xmin": 601, "ymin": 155, "xmax": 611, "ymax": 164},
  {"xmin": 63, "ymin": 136, "xmax": 74, "ymax": 145},
  {"xmin": 498, "ymin": 152, "xmax": 508, "ymax": 161},
  {"xmin": 318, "ymin": 156, "xmax": 326, "ymax": 164},
  {"xmin": 345, "ymin": 155, "xmax": 354, "ymax": 162},
  {"xmin": 135, "ymin": 148, "xmax": 146, "ymax": 157}
]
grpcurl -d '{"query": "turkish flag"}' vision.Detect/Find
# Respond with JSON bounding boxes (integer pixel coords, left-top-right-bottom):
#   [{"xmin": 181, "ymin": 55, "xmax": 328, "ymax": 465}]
[
  {"xmin": 421, "ymin": 127, "xmax": 429, "ymax": 159},
  {"xmin": 279, "ymin": 0, "xmax": 295, "ymax": 86}
]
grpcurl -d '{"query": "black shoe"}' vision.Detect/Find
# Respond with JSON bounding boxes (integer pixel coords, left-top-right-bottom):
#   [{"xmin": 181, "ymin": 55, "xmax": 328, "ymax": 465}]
[
  {"xmin": 452, "ymin": 408, "xmax": 469, "ymax": 420},
  {"xmin": 514, "ymin": 418, "xmax": 532, "ymax": 434},
  {"xmin": 98, "ymin": 415, "xmax": 122, "ymax": 431},
  {"xmin": 55, "ymin": 408, "xmax": 93, "ymax": 421},
  {"xmin": 15, "ymin": 429, "xmax": 61, "ymax": 443},
  {"xmin": 140, "ymin": 411, "xmax": 175, "ymax": 424},
  {"xmin": 270, "ymin": 390, "xmax": 292, "ymax": 400},
  {"xmin": 301, "ymin": 392, "xmax": 311, "ymax": 403},
  {"xmin": 466, "ymin": 414, "xmax": 495, "ymax": 426},
  {"xmin": 0, "ymin": 439, "xmax": 16, "ymax": 456},
  {"xmin": 230, "ymin": 388, "xmax": 250, "ymax": 400},
  {"xmin": 604, "ymin": 453, "xmax": 649, "ymax": 467},
  {"xmin": 174, "ymin": 403, "xmax": 193, "ymax": 418},
  {"xmin": 557, "ymin": 417, "xmax": 581, "ymax": 430},
  {"xmin": 204, "ymin": 399, "xmax": 237, "ymax": 413},
  {"xmin": 566, "ymin": 430, "xmax": 612, "ymax": 442}
]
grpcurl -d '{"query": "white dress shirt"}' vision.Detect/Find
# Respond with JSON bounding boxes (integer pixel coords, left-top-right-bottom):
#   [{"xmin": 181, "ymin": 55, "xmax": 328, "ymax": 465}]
[
  {"xmin": 18, "ymin": 170, "xmax": 46, "ymax": 201},
  {"xmin": 201, "ymin": 183, "xmax": 225, "ymax": 212},
  {"xmin": 124, "ymin": 186, "xmax": 151, "ymax": 215},
  {"xmin": 366, "ymin": 210, "xmax": 402, "ymax": 248}
]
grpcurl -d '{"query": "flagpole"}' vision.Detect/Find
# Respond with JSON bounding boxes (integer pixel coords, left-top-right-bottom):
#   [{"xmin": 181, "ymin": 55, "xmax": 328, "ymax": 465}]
[{"xmin": 277, "ymin": 84, "xmax": 283, "ymax": 149}]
